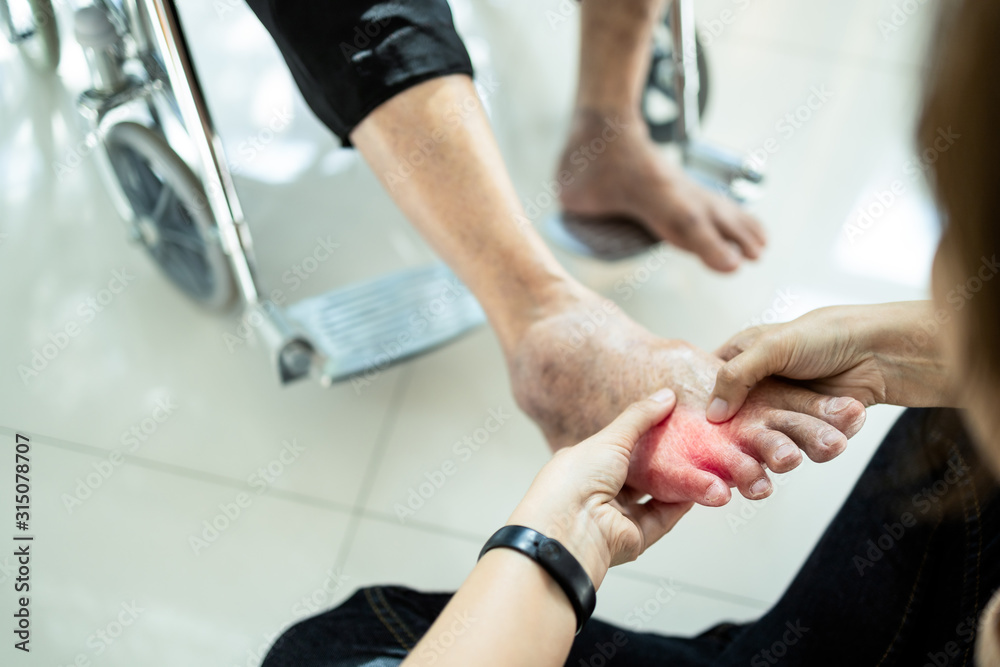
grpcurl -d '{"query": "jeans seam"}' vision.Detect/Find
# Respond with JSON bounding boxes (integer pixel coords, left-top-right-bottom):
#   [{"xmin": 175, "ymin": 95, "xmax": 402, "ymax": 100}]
[
  {"xmin": 365, "ymin": 586, "xmax": 415, "ymax": 652},
  {"xmin": 375, "ymin": 586, "xmax": 421, "ymax": 646},
  {"xmin": 874, "ymin": 514, "xmax": 943, "ymax": 667},
  {"xmin": 956, "ymin": 442, "xmax": 983, "ymax": 667}
]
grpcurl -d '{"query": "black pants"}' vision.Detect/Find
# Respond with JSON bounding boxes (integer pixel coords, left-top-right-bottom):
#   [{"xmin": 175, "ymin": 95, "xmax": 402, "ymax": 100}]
[
  {"xmin": 244, "ymin": 0, "xmax": 473, "ymax": 146},
  {"xmin": 261, "ymin": 409, "xmax": 1000, "ymax": 666}
]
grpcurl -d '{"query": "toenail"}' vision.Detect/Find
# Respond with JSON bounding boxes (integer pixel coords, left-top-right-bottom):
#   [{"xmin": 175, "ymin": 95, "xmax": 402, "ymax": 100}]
[
  {"xmin": 750, "ymin": 479, "xmax": 770, "ymax": 497},
  {"xmin": 705, "ymin": 481, "xmax": 727, "ymax": 504},
  {"xmin": 822, "ymin": 431, "xmax": 843, "ymax": 448},
  {"xmin": 774, "ymin": 444, "xmax": 796, "ymax": 462},
  {"xmin": 826, "ymin": 397, "xmax": 854, "ymax": 415}
]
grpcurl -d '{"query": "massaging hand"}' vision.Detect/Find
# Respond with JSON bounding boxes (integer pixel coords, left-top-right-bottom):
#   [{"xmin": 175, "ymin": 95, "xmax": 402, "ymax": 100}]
[
  {"xmin": 508, "ymin": 290, "xmax": 867, "ymax": 507},
  {"xmin": 507, "ymin": 391, "xmax": 693, "ymax": 587},
  {"xmin": 706, "ymin": 302, "xmax": 957, "ymax": 424}
]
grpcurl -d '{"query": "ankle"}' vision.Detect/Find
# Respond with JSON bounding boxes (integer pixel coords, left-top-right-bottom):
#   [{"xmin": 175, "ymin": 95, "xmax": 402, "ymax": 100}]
[{"xmin": 568, "ymin": 107, "xmax": 643, "ymax": 141}]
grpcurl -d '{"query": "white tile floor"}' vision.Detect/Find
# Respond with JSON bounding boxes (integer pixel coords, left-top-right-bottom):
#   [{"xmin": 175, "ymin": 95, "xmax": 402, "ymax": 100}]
[{"xmin": 0, "ymin": 0, "xmax": 938, "ymax": 664}]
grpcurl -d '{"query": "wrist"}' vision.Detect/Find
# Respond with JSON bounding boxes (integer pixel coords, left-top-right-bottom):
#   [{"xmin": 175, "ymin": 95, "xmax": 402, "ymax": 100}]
[
  {"xmin": 865, "ymin": 302, "xmax": 957, "ymax": 406},
  {"xmin": 506, "ymin": 500, "xmax": 610, "ymax": 589}
]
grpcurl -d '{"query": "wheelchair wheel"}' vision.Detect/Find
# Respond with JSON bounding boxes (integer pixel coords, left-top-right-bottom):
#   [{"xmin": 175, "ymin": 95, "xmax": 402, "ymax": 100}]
[
  {"xmin": 0, "ymin": 0, "xmax": 60, "ymax": 72},
  {"xmin": 643, "ymin": 16, "xmax": 709, "ymax": 144},
  {"xmin": 104, "ymin": 121, "xmax": 235, "ymax": 310}
]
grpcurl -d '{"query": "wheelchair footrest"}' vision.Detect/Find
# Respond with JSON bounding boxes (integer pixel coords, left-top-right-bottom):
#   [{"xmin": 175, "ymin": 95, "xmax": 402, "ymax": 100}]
[{"xmin": 286, "ymin": 263, "xmax": 485, "ymax": 385}]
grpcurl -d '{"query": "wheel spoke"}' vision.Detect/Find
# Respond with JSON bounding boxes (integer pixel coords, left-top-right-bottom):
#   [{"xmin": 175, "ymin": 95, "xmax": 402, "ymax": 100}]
[
  {"xmin": 163, "ymin": 249, "xmax": 204, "ymax": 296},
  {"xmin": 150, "ymin": 186, "xmax": 174, "ymax": 224},
  {"xmin": 158, "ymin": 227, "xmax": 206, "ymax": 252}
]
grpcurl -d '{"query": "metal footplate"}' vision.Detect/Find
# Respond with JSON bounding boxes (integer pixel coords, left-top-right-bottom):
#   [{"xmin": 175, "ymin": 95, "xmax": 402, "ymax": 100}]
[{"xmin": 284, "ymin": 263, "xmax": 485, "ymax": 386}]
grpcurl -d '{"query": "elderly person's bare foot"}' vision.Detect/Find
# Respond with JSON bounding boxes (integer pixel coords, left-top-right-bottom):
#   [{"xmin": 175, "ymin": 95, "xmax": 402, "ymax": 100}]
[
  {"xmin": 508, "ymin": 289, "xmax": 866, "ymax": 507},
  {"xmin": 557, "ymin": 110, "xmax": 767, "ymax": 272}
]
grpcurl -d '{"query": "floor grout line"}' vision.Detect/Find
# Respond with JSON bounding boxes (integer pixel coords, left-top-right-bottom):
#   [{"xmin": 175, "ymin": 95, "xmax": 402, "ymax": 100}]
[
  {"xmin": 0, "ymin": 420, "xmax": 363, "ymax": 518},
  {"xmin": 332, "ymin": 364, "xmax": 415, "ymax": 572},
  {"xmin": 615, "ymin": 568, "xmax": 772, "ymax": 610}
]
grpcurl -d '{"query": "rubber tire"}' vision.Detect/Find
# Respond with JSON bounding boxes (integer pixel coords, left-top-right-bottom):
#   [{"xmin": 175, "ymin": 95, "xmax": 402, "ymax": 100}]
[
  {"xmin": 104, "ymin": 121, "xmax": 235, "ymax": 310},
  {"xmin": 643, "ymin": 24, "xmax": 710, "ymax": 144}
]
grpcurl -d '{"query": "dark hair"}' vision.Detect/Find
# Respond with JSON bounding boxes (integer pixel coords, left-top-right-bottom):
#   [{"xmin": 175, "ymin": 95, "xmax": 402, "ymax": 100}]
[{"xmin": 919, "ymin": 0, "xmax": 1000, "ymax": 386}]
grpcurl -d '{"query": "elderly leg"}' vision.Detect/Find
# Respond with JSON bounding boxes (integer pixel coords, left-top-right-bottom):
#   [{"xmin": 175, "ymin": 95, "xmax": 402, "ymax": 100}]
[{"xmin": 558, "ymin": 0, "xmax": 766, "ymax": 272}]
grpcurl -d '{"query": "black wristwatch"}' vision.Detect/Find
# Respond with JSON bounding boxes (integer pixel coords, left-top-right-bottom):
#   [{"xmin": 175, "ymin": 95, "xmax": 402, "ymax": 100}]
[{"xmin": 479, "ymin": 525, "xmax": 596, "ymax": 634}]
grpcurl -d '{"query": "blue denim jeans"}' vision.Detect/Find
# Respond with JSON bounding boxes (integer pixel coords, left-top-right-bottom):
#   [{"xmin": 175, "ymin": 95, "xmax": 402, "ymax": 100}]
[{"xmin": 262, "ymin": 409, "xmax": 1000, "ymax": 667}]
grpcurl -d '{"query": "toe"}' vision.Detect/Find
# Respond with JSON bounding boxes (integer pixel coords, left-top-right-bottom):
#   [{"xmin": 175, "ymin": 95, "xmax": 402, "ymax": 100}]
[
  {"xmin": 728, "ymin": 453, "xmax": 773, "ymax": 500},
  {"xmin": 668, "ymin": 467, "xmax": 732, "ymax": 507},
  {"xmin": 821, "ymin": 396, "xmax": 868, "ymax": 438},
  {"xmin": 764, "ymin": 385, "xmax": 867, "ymax": 438},
  {"xmin": 747, "ymin": 429, "xmax": 803, "ymax": 474},
  {"xmin": 713, "ymin": 204, "xmax": 766, "ymax": 261},
  {"xmin": 767, "ymin": 410, "xmax": 848, "ymax": 463},
  {"xmin": 660, "ymin": 207, "xmax": 741, "ymax": 272}
]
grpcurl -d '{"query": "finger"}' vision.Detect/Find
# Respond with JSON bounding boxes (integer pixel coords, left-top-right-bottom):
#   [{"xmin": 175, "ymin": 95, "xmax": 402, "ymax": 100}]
[
  {"xmin": 746, "ymin": 428, "xmax": 803, "ymax": 474},
  {"xmin": 713, "ymin": 325, "xmax": 774, "ymax": 361},
  {"xmin": 632, "ymin": 500, "xmax": 694, "ymax": 551},
  {"xmin": 596, "ymin": 389, "xmax": 676, "ymax": 455},
  {"xmin": 707, "ymin": 340, "xmax": 791, "ymax": 423}
]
